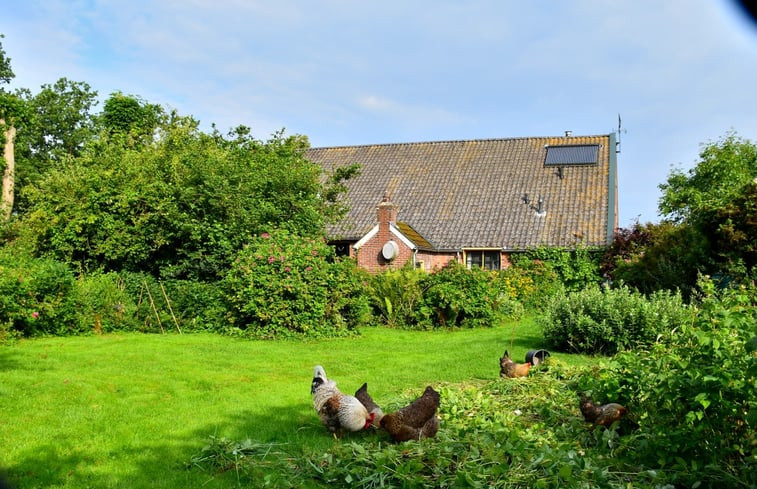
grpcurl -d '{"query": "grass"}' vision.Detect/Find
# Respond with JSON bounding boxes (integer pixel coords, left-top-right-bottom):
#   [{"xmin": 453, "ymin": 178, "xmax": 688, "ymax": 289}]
[{"xmin": 0, "ymin": 318, "xmax": 597, "ymax": 489}]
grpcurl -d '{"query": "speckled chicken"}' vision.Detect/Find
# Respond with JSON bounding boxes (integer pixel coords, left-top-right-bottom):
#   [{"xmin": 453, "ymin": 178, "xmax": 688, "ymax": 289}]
[
  {"xmin": 380, "ymin": 386, "xmax": 440, "ymax": 442},
  {"xmin": 311, "ymin": 365, "xmax": 374, "ymax": 434},
  {"xmin": 579, "ymin": 395, "xmax": 628, "ymax": 427},
  {"xmin": 354, "ymin": 382, "xmax": 384, "ymax": 426},
  {"xmin": 499, "ymin": 350, "xmax": 531, "ymax": 378}
]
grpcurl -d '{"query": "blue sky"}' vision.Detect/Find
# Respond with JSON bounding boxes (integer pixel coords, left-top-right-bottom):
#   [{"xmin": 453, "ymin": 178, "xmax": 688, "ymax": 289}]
[{"xmin": 2, "ymin": 0, "xmax": 757, "ymax": 226}]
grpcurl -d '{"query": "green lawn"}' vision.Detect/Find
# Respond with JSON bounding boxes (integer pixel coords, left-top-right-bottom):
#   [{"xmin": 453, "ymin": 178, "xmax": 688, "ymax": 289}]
[{"xmin": 0, "ymin": 319, "xmax": 595, "ymax": 488}]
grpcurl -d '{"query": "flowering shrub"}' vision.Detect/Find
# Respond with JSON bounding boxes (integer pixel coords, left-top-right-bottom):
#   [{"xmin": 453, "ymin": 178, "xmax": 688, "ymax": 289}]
[
  {"xmin": 223, "ymin": 230, "xmax": 372, "ymax": 338},
  {"xmin": 0, "ymin": 251, "xmax": 78, "ymax": 337}
]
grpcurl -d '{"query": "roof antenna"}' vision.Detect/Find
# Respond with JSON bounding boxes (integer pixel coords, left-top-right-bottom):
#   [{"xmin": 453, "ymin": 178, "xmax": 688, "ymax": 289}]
[
  {"xmin": 522, "ymin": 193, "xmax": 530, "ymax": 204},
  {"xmin": 616, "ymin": 113, "xmax": 625, "ymax": 154}
]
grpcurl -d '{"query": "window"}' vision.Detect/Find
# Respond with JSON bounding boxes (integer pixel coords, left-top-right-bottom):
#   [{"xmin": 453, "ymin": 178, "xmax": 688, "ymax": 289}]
[
  {"xmin": 465, "ymin": 250, "xmax": 501, "ymax": 270},
  {"xmin": 332, "ymin": 242, "xmax": 351, "ymax": 257},
  {"xmin": 545, "ymin": 144, "xmax": 599, "ymax": 166}
]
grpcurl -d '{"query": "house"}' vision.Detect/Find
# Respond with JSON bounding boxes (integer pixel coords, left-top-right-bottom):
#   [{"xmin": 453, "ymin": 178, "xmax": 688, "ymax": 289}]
[{"xmin": 305, "ymin": 132, "xmax": 618, "ymax": 273}]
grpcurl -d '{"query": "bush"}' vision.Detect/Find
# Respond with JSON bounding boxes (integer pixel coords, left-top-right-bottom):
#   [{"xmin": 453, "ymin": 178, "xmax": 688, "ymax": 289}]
[
  {"xmin": 418, "ymin": 262, "xmax": 520, "ymax": 329},
  {"xmin": 496, "ymin": 260, "xmax": 557, "ymax": 311},
  {"xmin": 511, "ymin": 246, "xmax": 603, "ymax": 293},
  {"xmin": 73, "ymin": 272, "xmax": 140, "ymax": 333},
  {"xmin": 367, "ymin": 266, "xmax": 427, "ymax": 329},
  {"xmin": 223, "ymin": 230, "xmax": 372, "ymax": 338},
  {"xmin": 603, "ymin": 221, "xmax": 709, "ymax": 299},
  {"xmin": 161, "ymin": 280, "xmax": 230, "ymax": 332},
  {"xmin": 577, "ymin": 277, "xmax": 757, "ymax": 487},
  {"xmin": 539, "ymin": 285, "xmax": 692, "ymax": 354},
  {"xmin": 0, "ymin": 250, "xmax": 78, "ymax": 337}
]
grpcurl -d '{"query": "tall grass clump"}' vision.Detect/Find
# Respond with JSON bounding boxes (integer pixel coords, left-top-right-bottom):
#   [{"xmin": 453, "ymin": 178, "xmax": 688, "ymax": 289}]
[{"xmin": 539, "ymin": 284, "xmax": 692, "ymax": 354}]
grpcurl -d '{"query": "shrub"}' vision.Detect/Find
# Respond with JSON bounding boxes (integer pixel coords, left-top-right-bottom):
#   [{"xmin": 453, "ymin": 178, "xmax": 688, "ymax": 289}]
[
  {"xmin": 511, "ymin": 246, "xmax": 603, "ymax": 293},
  {"xmin": 539, "ymin": 284, "xmax": 692, "ymax": 354},
  {"xmin": 0, "ymin": 250, "xmax": 78, "ymax": 337},
  {"xmin": 496, "ymin": 260, "xmax": 557, "ymax": 311},
  {"xmin": 603, "ymin": 221, "xmax": 709, "ymax": 299},
  {"xmin": 73, "ymin": 272, "xmax": 140, "ymax": 333},
  {"xmin": 161, "ymin": 280, "xmax": 230, "ymax": 332},
  {"xmin": 367, "ymin": 266, "xmax": 427, "ymax": 328},
  {"xmin": 223, "ymin": 230, "xmax": 372, "ymax": 338},
  {"xmin": 577, "ymin": 277, "xmax": 757, "ymax": 487},
  {"xmin": 418, "ymin": 262, "xmax": 519, "ymax": 329}
]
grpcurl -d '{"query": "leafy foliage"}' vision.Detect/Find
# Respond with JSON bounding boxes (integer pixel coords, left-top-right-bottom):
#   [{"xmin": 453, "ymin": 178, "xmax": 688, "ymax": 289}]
[
  {"xmin": 539, "ymin": 284, "xmax": 692, "ymax": 354},
  {"xmin": 10, "ymin": 78, "xmax": 98, "ymax": 212},
  {"xmin": 72, "ymin": 271, "xmax": 140, "ymax": 334},
  {"xmin": 510, "ymin": 246, "xmax": 602, "ymax": 293},
  {"xmin": 420, "ymin": 262, "xmax": 508, "ymax": 329},
  {"xmin": 659, "ymin": 132, "xmax": 757, "ymax": 224},
  {"xmin": 224, "ymin": 229, "xmax": 372, "ymax": 338},
  {"xmin": 0, "ymin": 34, "xmax": 13, "ymax": 85},
  {"xmin": 602, "ymin": 221, "xmax": 710, "ymax": 298},
  {"xmin": 17, "ymin": 120, "xmax": 332, "ymax": 281},
  {"xmin": 101, "ymin": 91, "xmax": 163, "ymax": 142},
  {"xmin": 367, "ymin": 262, "xmax": 525, "ymax": 330},
  {"xmin": 367, "ymin": 266, "xmax": 427, "ymax": 328},
  {"xmin": 0, "ymin": 248, "xmax": 78, "ymax": 337},
  {"xmin": 578, "ymin": 277, "xmax": 757, "ymax": 487}
]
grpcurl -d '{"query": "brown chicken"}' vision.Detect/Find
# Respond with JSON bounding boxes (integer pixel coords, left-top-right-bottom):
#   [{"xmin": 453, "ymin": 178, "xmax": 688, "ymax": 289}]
[
  {"xmin": 380, "ymin": 386, "xmax": 440, "ymax": 442},
  {"xmin": 579, "ymin": 395, "xmax": 628, "ymax": 427},
  {"xmin": 354, "ymin": 382, "xmax": 384, "ymax": 426},
  {"xmin": 499, "ymin": 350, "xmax": 531, "ymax": 378},
  {"xmin": 311, "ymin": 365, "xmax": 375, "ymax": 435}
]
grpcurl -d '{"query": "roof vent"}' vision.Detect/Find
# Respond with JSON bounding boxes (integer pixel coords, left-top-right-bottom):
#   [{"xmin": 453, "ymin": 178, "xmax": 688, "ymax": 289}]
[
  {"xmin": 536, "ymin": 195, "xmax": 546, "ymax": 217},
  {"xmin": 564, "ymin": 130, "xmax": 572, "ymax": 137}
]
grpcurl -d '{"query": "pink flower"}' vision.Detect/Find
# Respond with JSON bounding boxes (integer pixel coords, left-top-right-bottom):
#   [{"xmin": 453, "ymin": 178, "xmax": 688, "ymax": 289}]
[
  {"xmin": 32, "ymin": 312, "xmax": 39, "ymax": 319},
  {"xmin": 305, "ymin": 266, "xmax": 313, "ymax": 271},
  {"xmin": 284, "ymin": 267, "xmax": 291, "ymax": 273},
  {"xmin": 268, "ymin": 256, "xmax": 276, "ymax": 264},
  {"xmin": 261, "ymin": 232, "xmax": 271, "ymax": 239},
  {"xmin": 311, "ymin": 249, "xmax": 318, "ymax": 256}
]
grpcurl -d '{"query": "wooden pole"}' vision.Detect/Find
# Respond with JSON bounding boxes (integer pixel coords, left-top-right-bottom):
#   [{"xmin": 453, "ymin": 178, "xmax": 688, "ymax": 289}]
[
  {"xmin": 159, "ymin": 281, "xmax": 182, "ymax": 334},
  {"xmin": 143, "ymin": 279, "xmax": 165, "ymax": 334}
]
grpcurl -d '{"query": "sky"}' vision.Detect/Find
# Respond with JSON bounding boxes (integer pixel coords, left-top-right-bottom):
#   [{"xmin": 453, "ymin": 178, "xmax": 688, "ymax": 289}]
[{"xmin": 2, "ymin": 0, "xmax": 757, "ymax": 227}]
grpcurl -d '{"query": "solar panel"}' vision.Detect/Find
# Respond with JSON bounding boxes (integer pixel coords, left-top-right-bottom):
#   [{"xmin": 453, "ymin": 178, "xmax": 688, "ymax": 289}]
[{"xmin": 545, "ymin": 144, "xmax": 599, "ymax": 166}]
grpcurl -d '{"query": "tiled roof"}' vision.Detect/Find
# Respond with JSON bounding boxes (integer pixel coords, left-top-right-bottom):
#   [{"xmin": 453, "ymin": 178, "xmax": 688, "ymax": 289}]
[{"xmin": 306, "ymin": 135, "xmax": 616, "ymax": 250}]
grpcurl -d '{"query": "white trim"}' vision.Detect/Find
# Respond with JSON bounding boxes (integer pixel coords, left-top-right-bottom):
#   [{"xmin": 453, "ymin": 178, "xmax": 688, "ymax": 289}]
[
  {"xmin": 352, "ymin": 223, "xmax": 418, "ymax": 251},
  {"xmin": 353, "ymin": 225, "xmax": 379, "ymax": 250},
  {"xmin": 390, "ymin": 224, "xmax": 418, "ymax": 250}
]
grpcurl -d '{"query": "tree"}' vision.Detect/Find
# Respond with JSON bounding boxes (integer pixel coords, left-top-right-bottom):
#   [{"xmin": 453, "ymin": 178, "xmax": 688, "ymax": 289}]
[
  {"xmin": 658, "ymin": 132, "xmax": 757, "ymax": 223},
  {"xmin": 17, "ymin": 115, "xmax": 348, "ymax": 281},
  {"xmin": 659, "ymin": 132, "xmax": 757, "ymax": 279},
  {"xmin": 0, "ymin": 34, "xmax": 12, "ymax": 84},
  {"xmin": 12, "ymin": 78, "xmax": 98, "ymax": 213},
  {"xmin": 101, "ymin": 91, "xmax": 164, "ymax": 144},
  {"xmin": 0, "ymin": 33, "xmax": 20, "ymax": 220}
]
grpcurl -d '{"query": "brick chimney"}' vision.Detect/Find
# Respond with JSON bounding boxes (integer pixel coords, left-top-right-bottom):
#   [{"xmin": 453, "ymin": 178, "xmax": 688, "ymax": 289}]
[{"xmin": 376, "ymin": 192, "xmax": 398, "ymax": 233}]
